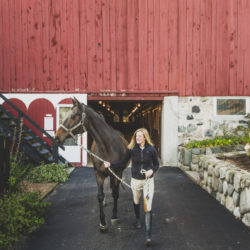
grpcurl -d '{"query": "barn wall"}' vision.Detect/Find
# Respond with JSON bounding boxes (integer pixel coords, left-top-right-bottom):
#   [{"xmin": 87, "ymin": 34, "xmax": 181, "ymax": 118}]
[
  {"xmin": 0, "ymin": 93, "xmax": 88, "ymax": 165},
  {"xmin": 178, "ymin": 96, "xmax": 250, "ymax": 145},
  {"xmin": 0, "ymin": 0, "xmax": 250, "ymax": 96}
]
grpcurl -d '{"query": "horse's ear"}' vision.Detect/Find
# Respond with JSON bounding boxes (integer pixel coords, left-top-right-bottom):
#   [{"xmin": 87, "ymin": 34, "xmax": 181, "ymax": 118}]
[
  {"xmin": 73, "ymin": 97, "xmax": 83, "ymax": 110},
  {"xmin": 71, "ymin": 97, "xmax": 77, "ymax": 107}
]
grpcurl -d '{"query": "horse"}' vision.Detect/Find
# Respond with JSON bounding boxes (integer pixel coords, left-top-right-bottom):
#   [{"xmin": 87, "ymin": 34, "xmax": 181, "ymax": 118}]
[{"xmin": 54, "ymin": 97, "xmax": 128, "ymax": 232}]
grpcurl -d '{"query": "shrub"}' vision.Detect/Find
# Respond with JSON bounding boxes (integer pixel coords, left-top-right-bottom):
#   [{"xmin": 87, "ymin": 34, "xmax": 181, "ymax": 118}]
[
  {"xmin": 0, "ymin": 192, "xmax": 50, "ymax": 250},
  {"xmin": 184, "ymin": 136, "xmax": 250, "ymax": 149},
  {"xmin": 26, "ymin": 162, "xmax": 69, "ymax": 183},
  {"xmin": 8, "ymin": 156, "xmax": 34, "ymax": 192}
]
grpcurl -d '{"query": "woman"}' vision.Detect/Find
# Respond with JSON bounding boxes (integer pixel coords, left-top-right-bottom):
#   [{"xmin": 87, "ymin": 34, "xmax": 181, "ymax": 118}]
[{"xmin": 104, "ymin": 128, "xmax": 159, "ymax": 246}]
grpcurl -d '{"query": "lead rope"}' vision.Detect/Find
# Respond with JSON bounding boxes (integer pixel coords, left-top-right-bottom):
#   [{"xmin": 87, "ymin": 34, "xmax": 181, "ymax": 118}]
[
  {"xmin": 59, "ymin": 120, "xmax": 150, "ymax": 192},
  {"xmin": 79, "ymin": 144, "xmax": 150, "ymax": 191}
]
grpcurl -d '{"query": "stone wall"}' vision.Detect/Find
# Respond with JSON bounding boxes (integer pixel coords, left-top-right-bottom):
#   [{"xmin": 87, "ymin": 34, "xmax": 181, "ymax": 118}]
[
  {"xmin": 179, "ymin": 148, "xmax": 250, "ymax": 228},
  {"xmin": 178, "ymin": 97, "xmax": 249, "ymax": 145},
  {"xmin": 178, "ymin": 145, "xmax": 245, "ymax": 171}
]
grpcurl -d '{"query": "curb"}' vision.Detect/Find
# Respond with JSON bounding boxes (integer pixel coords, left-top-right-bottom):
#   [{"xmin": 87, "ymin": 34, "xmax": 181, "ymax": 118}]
[
  {"xmin": 40, "ymin": 167, "xmax": 75, "ymax": 200},
  {"xmin": 183, "ymin": 170, "xmax": 200, "ymax": 184}
]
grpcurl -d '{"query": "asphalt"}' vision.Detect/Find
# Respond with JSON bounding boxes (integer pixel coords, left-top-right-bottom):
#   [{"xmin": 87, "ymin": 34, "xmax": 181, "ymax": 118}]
[{"xmin": 16, "ymin": 167, "xmax": 250, "ymax": 250}]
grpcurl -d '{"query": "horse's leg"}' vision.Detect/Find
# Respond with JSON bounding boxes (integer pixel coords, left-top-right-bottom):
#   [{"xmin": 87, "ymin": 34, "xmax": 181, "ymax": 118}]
[
  {"xmin": 110, "ymin": 175, "xmax": 120, "ymax": 224},
  {"xmin": 96, "ymin": 173, "xmax": 108, "ymax": 232}
]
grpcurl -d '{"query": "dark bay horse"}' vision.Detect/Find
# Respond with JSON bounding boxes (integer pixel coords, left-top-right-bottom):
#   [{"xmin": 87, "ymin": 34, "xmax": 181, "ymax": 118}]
[{"xmin": 55, "ymin": 97, "xmax": 128, "ymax": 232}]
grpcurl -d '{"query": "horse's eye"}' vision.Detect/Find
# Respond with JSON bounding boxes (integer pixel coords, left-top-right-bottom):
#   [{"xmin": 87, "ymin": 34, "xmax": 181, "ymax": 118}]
[{"xmin": 71, "ymin": 114, "xmax": 76, "ymax": 119}]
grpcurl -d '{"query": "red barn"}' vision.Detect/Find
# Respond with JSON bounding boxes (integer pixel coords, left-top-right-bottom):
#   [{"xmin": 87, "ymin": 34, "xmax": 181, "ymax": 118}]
[{"xmin": 0, "ymin": 0, "xmax": 249, "ymax": 166}]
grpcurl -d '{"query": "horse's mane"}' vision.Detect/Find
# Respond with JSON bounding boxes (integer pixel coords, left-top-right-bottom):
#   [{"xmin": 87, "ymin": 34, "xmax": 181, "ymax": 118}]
[
  {"xmin": 83, "ymin": 104, "xmax": 128, "ymax": 164},
  {"xmin": 85, "ymin": 105, "xmax": 123, "ymax": 139}
]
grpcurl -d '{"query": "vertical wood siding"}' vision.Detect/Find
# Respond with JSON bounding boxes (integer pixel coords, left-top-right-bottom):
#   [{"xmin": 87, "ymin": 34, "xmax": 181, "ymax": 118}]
[{"xmin": 0, "ymin": 0, "xmax": 250, "ymax": 96}]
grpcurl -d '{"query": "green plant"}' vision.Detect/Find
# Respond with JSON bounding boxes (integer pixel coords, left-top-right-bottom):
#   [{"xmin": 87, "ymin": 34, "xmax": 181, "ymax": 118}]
[
  {"xmin": 8, "ymin": 156, "xmax": 34, "ymax": 192},
  {"xmin": 0, "ymin": 192, "xmax": 50, "ymax": 250},
  {"xmin": 184, "ymin": 135, "xmax": 250, "ymax": 149},
  {"xmin": 26, "ymin": 162, "xmax": 69, "ymax": 183},
  {"xmin": 7, "ymin": 117, "xmax": 35, "ymax": 192}
]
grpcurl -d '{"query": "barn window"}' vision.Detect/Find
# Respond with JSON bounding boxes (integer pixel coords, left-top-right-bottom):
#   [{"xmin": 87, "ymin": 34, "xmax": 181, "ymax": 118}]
[
  {"xmin": 58, "ymin": 106, "xmax": 77, "ymax": 145},
  {"xmin": 216, "ymin": 99, "xmax": 246, "ymax": 115}
]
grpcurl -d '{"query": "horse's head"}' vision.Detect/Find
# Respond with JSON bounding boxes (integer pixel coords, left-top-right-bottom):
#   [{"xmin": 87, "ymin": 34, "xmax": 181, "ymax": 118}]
[{"xmin": 55, "ymin": 97, "xmax": 86, "ymax": 145}]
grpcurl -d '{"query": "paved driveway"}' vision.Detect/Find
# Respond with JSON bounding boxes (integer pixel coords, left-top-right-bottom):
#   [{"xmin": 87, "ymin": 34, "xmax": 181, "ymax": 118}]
[{"xmin": 17, "ymin": 167, "xmax": 250, "ymax": 250}]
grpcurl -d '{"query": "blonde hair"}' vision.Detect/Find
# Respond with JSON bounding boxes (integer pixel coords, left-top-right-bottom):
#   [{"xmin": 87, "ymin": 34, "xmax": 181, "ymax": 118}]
[{"xmin": 128, "ymin": 128, "xmax": 154, "ymax": 149}]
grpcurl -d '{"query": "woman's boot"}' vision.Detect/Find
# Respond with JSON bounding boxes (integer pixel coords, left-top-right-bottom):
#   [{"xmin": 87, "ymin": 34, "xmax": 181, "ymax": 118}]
[
  {"xmin": 145, "ymin": 211, "xmax": 152, "ymax": 246},
  {"xmin": 133, "ymin": 203, "xmax": 142, "ymax": 229}
]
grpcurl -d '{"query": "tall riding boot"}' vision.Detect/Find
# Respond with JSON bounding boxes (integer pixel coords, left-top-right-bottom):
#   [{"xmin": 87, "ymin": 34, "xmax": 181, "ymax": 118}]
[
  {"xmin": 145, "ymin": 211, "xmax": 152, "ymax": 246},
  {"xmin": 133, "ymin": 203, "xmax": 142, "ymax": 229}
]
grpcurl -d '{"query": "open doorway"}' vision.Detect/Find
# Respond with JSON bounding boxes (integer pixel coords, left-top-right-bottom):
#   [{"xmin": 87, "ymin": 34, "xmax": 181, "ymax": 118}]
[{"xmin": 87, "ymin": 100, "xmax": 162, "ymax": 165}]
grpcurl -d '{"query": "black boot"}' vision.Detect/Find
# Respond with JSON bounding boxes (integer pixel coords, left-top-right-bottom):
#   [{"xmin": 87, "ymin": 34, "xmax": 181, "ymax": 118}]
[
  {"xmin": 133, "ymin": 203, "xmax": 142, "ymax": 229},
  {"xmin": 145, "ymin": 211, "xmax": 152, "ymax": 246}
]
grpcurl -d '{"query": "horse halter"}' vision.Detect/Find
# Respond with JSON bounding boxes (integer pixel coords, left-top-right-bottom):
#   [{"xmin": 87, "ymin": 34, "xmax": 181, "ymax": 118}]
[{"xmin": 59, "ymin": 112, "xmax": 87, "ymax": 142}]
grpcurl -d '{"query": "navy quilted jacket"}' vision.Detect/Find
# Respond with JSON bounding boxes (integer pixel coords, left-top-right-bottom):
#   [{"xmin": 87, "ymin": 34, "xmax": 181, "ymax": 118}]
[{"xmin": 111, "ymin": 143, "xmax": 159, "ymax": 180}]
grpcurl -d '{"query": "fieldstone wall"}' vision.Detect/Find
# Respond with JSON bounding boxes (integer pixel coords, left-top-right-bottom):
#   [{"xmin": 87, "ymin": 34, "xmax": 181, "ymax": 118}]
[
  {"xmin": 179, "ymin": 148, "xmax": 250, "ymax": 228},
  {"xmin": 178, "ymin": 145, "xmax": 245, "ymax": 171},
  {"xmin": 178, "ymin": 97, "xmax": 249, "ymax": 145}
]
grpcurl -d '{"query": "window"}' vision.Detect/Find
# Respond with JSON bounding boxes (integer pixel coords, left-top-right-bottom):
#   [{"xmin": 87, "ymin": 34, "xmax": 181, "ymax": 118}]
[
  {"xmin": 216, "ymin": 99, "xmax": 246, "ymax": 115},
  {"xmin": 58, "ymin": 106, "xmax": 77, "ymax": 146}
]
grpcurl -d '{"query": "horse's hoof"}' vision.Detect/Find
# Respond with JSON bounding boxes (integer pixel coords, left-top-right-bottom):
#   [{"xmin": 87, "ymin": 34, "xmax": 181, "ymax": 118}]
[
  {"xmin": 99, "ymin": 223, "xmax": 108, "ymax": 233},
  {"xmin": 145, "ymin": 238, "xmax": 152, "ymax": 247},
  {"xmin": 110, "ymin": 218, "xmax": 119, "ymax": 225}
]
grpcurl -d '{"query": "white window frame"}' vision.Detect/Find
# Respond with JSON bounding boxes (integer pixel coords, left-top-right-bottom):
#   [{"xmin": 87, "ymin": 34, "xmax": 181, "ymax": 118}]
[{"xmin": 213, "ymin": 96, "xmax": 250, "ymax": 120}]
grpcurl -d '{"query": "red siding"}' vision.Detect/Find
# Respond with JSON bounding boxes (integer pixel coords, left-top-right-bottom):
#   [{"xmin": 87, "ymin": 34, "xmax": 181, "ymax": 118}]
[
  {"xmin": 26, "ymin": 99, "xmax": 56, "ymax": 146},
  {"xmin": 0, "ymin": 0, "xmax": 250, "ymax": 96},
  {"xmin": 3, "ymin": 99, "xmax": 27, "ymax": 120}
]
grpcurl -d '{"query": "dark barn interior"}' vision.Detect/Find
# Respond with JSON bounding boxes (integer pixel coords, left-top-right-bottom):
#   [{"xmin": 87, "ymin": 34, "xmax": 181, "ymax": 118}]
[{"xmin": 88, "ymin": 101, "xmax": 162, "ymax": 160}]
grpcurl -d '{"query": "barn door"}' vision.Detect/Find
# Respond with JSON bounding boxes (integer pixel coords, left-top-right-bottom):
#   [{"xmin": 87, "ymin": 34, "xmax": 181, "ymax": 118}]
[{"xmin": 56, "ymin": 104, "xmax": 82, "ymax": 165}]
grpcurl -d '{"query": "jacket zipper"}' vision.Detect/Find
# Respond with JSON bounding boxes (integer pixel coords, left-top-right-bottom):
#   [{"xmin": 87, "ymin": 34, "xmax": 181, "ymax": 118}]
[{"xmin": 140, "ymin": 148, "xmax": 144, "ymax": 174}]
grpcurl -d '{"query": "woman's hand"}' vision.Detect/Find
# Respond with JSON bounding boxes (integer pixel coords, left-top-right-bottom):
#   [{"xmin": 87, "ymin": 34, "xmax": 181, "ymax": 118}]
[
  {"xmin": 145, "ymin": 169, "xmax": 153, "ymax": 179},
  {"xmin": 104, "ymin": 161, "xmax": 111, "ymax": 168}
]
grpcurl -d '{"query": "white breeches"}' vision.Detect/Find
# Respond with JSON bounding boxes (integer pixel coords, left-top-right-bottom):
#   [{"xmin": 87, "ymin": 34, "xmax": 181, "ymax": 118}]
[{"xmin": 131, "ymin": 177, "xmax": 154, "ymax": 212}]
